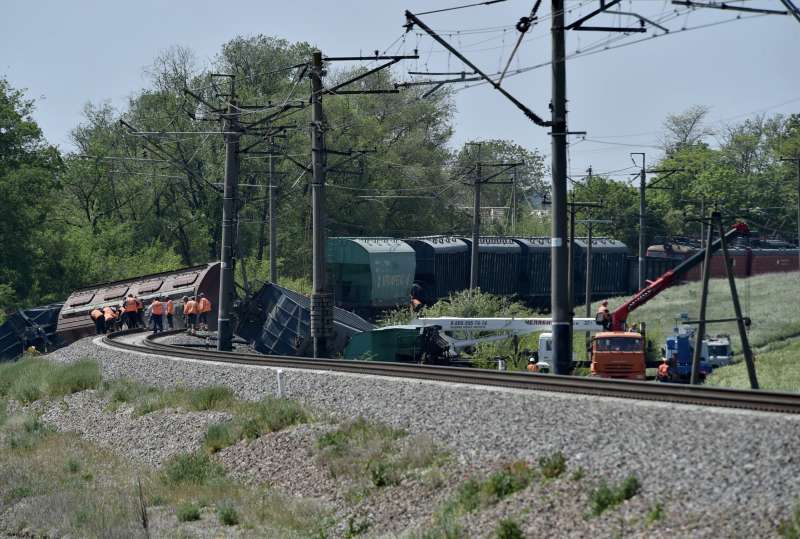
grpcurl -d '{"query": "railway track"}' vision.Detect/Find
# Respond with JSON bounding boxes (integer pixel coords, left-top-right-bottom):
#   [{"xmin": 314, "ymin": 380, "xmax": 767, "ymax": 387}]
[{"xmin": 103, "ymin": 329, "xmax": 800, "ymax": 415}]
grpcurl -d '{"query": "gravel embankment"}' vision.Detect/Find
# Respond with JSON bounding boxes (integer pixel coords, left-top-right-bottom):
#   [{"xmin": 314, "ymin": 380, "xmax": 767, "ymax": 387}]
[{"xmin": 46, "ymin": 336, "xmax": 800, "ymax": 536}]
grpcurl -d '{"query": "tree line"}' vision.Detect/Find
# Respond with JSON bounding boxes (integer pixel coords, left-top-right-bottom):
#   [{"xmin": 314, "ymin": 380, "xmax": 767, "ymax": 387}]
[{"xmin": 1, "ymin": 35, "xmax": 798, "ymax": 320}]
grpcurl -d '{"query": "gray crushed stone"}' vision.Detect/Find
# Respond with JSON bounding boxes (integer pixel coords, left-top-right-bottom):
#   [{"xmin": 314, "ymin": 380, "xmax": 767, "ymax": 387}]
[{"xmin": 43, "ymin": 335, "xmax": 800, "ymax": 536}]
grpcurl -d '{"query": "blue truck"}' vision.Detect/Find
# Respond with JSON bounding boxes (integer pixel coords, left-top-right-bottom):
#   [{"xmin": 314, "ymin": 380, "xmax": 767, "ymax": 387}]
[{"xmin": 658, "ymin": 327, "xmax": 714, "ymax": 383}]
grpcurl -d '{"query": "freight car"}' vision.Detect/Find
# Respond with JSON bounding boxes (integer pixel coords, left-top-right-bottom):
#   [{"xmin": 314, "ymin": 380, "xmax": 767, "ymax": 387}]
[
  {"xmin": 646, "ymin": 238, "xmax": 798, "ymax": 279},
  {"xmin": 404, "ymin": 237, "xmax": 470, "ymax": 304},
  {"xmin": 56, "ymin": 262, "xmax": 220, "ymax": 342}
]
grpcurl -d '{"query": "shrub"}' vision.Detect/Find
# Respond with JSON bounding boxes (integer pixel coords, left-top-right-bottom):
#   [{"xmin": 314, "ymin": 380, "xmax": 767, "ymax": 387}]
[
  {"xmin": 482, "ymin": 462, "xmax": 534, "ymax": 501},
  {"xmin": 7, "ymin": 415, "xmax": 52, "ymax": 450},
  {"xmin": 538, "ymin": 451, "xmax": 566, "ymax": 479},
  {"xmin": 188, "ymin": 386, "xmax": 234, "ymax": 411},
  {"xmin": 217, "ymin": 503, "xmax": 239, "ymax": 526},
  {"xmin": 176, "ymin": 502, "xmax": 201, "ymax": 522},
  {"xmin": 162, "ymin": 453, "xmax": 225, "ymax": 486},
  {"xmin": 203, "ymin": 422, "xmax": 237, "ymax": 453},
  {"xmin": 589, "ymin": 475, "xmax": 641, "ymax": 517},
  {"xmin": 495, "ymin": 519, "xmax": 524, "ymax": 539}
]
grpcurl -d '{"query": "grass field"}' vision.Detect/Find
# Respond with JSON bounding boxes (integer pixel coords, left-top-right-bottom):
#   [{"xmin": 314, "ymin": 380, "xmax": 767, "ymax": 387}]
[{"xmin": 706, "ymin": 339, "xmax": 800, "ymax": 391}]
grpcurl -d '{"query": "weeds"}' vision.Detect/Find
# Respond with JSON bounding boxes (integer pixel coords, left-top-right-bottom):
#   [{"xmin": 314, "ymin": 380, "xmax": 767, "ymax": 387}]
[
  {"xmin": 589, "ymin": 475, "xmax": 641, "ymax": 517},
  {"xmin": 6, "ymin": 415, "xmax": 53, "ymax": 450},
  {"xmin": 495, "ymin": 518, "xmax": 524, "ymax": 539},
  {"xmin": 162, "ymin": 453, "xmax": 225, "ymax": 486},
  {"xmin": 538, "ymin": 451, "xmax": 566, "ymax": 479},
  {"xmin": 203, "ymin": 422, "xmax": 237, "ymax": 453},
  {"xmin": 779, "ymin": 503, "xmax": 800, "ymax": 539},
  {"xmin": 570, "ymin": 467, "xmax": 586, "ymax": 482},
  {"xmin": 217, "ymin": 503, "xmax": 240, "ymax": 526},
  {"xmin": 646, "ymin": 503, "xmax": 664, "ymax": 524},
  {"xmin": 188, "ymin": 386, "xmax": 235, "ymax": 411},
  {"xmin": 345, "ymin": 515, "xmax": 371, "ymax": 537},
  {"xmin": 176, "ymin": 502, "xmax": 201, "ymax": 522}
]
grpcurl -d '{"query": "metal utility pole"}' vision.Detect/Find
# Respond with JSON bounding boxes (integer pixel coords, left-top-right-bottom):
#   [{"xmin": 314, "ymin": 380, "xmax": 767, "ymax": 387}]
[
  {"xmin": 780, "ymin": 157, "xmax": 800, "ymax": 272},
  {"xmin": 566, "ymin": 200, "xmax": 603, "ymax": 316},
  {"xmin": 310, "ymin": 51, "xmax": 332, "ymax": 358},
  {"xmin": 717, "ymin": 215, "xmax": 759, "ymax": 390},
  {"xmin": 511, "ymin": 167, "xmax": 517, "ymax": 235},
  {"xmin": 578, "ymin": 218, "xmax": 611, "ymax": 354},
  {"xmin": 470, "ymin": 143, "xmax": 482, "ymax": 292},
  {"xmin": 268, "ymin": 135, "xmax": 278, "ymax": 283},
  {"xmin": 218, "ymin": 99, "xmax": 241, "ymax": 352},
  {"xmin": 631, "ymin": 152, "xmax": 646, "ymax": 290},
  {"xmin": 690, "ymin": 215, "xmax": 715, "ymax": 385},
  {"xmin": 550, "ymin": 0, "xmax": 571, "ymax": 375}
]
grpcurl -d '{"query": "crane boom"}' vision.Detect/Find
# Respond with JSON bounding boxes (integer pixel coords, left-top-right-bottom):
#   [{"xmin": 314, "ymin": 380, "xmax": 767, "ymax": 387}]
[
  {"xmin": 610, "ymin": 221, "xmax": 749, "ymax": 331},
  {"xmin": 411, "ymin": 316, "xmax": 602, "ymax": 333}
]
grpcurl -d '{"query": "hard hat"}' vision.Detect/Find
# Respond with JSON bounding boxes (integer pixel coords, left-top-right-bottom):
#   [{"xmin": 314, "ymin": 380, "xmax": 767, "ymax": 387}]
[
  {"xmin": 528, "ymin": 358, "xmax": 535, "ymax": 363},
  {"xmin": 661, "ymin": 357, "xmax": 668, "ymax": 362}
]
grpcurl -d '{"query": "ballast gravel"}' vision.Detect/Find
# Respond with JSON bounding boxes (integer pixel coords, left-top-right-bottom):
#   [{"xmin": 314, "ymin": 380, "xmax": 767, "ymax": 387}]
[{"xmin": 44, "ymin": 335, "xmax": 800, "ymax": 536}]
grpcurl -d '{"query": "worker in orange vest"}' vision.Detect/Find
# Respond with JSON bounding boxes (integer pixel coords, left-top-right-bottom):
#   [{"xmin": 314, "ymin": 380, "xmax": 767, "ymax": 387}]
[
  {"xmin": 197, "ymin": 293, "xmax": 212, "ymax": 331},
  {"xmin": 657, "ymin": 357, "xmax": 671, "ymax": 382},
  {"xmin": 103, "ymin": 306, "xmax": 118, "ymax": 333},
  {"xmin": 123, "ymin": 294, "xmax": 139, "ymax": 329},
  {"xmin": 148, "ymin": 297, "xmax": 164, "ymax": 334},
  {"xmin": 166, "ymin": 298, "xmax": 175, "ymax": 329},
  {"xmin": 184, "ymin": 296, "xmax": 198, "ymax": 332},
  {"xmin": 90, "ymin": 307, "xmax": 105, "ymax": 334},
  {"xmin": 597, "ymin": 300, "xmax": 611, "ymax": 330}
]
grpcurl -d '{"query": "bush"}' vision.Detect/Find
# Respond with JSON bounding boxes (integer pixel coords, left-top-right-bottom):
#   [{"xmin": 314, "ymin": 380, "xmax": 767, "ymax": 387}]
[
  {"xmin": 188, "ymin": 386, "xmax": 234, "ymax": 411},
  {"xmin": 217, "ymin": 503, "xmax": 239, "ymax": 526},
  {"xmin": 162, "ymin": 453, "xmax": 225, "ymax": 486},
  {"xmin": 482, "ymin": 462, "xmax": 534, "ymax": 501},
  {"xmin": 538, "ymin": 451, "xmax": 566, "ymax": 479},
  {"xmin": 7, "ymin": 415, "xmax": 52, "ymax": 450},
  {"xmin": 176, "ymin": 502, "xmax": 201, "ymax": 522},
  {"xmin": 495, "ymin": 519, "xmax": 523, "ymax": 539},
  {"xmin": 589, "ymin": 475, "xmax": 641, "ymax": 517}
]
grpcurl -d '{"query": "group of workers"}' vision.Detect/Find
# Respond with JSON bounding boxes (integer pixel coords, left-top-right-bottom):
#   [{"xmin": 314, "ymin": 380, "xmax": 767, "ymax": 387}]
[{"xmin": 89, "ymin": 293, "xmax": 212, "ymax": 335}]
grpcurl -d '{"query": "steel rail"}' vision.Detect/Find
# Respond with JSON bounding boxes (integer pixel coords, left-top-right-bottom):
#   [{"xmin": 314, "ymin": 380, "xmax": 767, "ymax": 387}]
[{"xmin": 103, "ymin": 330, "xmax": 800, "ymax": 415}]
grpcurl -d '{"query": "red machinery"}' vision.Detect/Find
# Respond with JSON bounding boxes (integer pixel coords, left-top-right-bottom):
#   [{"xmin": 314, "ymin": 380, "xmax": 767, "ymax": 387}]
[{"xmin": 610, "ymin": 222, "xmax": 750, "ymax": 332}]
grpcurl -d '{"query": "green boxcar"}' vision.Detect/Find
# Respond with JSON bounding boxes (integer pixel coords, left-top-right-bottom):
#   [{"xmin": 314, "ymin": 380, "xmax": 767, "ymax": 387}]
[
  {"xmin": 327, "ymin": 238, "xmax": 416, "ymax": 310},
  {"xmin": 343, "ymin": 326, "xmax": 424, "ymax": 362}
]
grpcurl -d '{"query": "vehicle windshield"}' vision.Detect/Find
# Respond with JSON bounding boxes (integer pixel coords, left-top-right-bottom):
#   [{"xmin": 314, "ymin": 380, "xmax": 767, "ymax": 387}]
[
  {"xmin": 708, "ymin": 345, "xmax": 729, "ymax": 356},
  {"xmin": 594, "ymin": 337, "xmax": 642, "ymax": 352}
]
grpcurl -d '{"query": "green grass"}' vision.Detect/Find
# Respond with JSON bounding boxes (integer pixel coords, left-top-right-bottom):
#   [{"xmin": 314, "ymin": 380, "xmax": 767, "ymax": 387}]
[
  {"xmin": 6, "ymin": 415, "xmax": 54, "ymax": 451},
  {"xmin": 217, "ymin": 503, "xmax": 240, "ymax": 526},
  {"xmin": 494, "ymin": 519, "xmax": 524, "ymax": 539},
  {"xmin": 0, "ymin": 358, "xmax": 101, "ymax": 404},
  {"xmin": 202, "ymin": 397, "xmax": 310, "ymax": 453},
  {"xmin": 588, "ymin": 475, "xmax": 641, "ymax": 517},
  {"xmin": 707, "ymin": 339, "xmax": 800, "ymax": 392},
  {"xmin": 779, "ymin": 502, "xmax": 800, "ymax": 539},
  {"xmin": 316, "ymin": 418, "xmax": 446, "ymax": 489},
  {"xmin": 188, "ymin": 386, "xmax": 235, "ymax": 411},
  {"xmin": 162, "ymin": 452, "xmax": 225, "ymax": 486},
  {"xmin": 646, "ymin": 503, "xmax": 664, "ymax": 525},
  {"xmin": 538, "ymin": 451, "xmax": 566, "ymax": 479},
  {"xmin": 176, "ymin": 502, "xmax": 201, "ymax": 522}
]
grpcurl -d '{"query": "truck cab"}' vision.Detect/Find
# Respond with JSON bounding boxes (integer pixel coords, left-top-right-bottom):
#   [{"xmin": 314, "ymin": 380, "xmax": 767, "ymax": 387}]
[
  {"xmin": 589, "ymin": 332, "xmax": 646, "ymax": 380},
  {"xmin": 704, "ymin": 335, "xmax": 733, "ymax": 367}
]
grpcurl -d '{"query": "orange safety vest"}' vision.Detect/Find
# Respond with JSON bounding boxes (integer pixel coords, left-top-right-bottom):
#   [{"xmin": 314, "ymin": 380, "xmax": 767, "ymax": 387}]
[
  {"xmin": 151, "ymin": 301, "xmax": 164, "ymax": 316},
  {"xmin": 184, "ymin": 300, "xmax": 197, "ymax": 315},
  {"xmin": 527, "ymin": 363, "xmax": 539, "ymax": 373},
  {"xmin": 90, "ymin": 308, "xmax": 103, "ymax": 320},
  {"xmin": 103, "ymin": 307, "xmax": 116, "ymax": 321},
  {"xmin": 124, "ymin": 297, "xmax": 138, "ymax": 313},
  {"xmin": 166, "ymin": 300, "xmax": 174, "ymax": 315},
  {"xmin": 198, "ymin": 297, "xmax": 211, "ymax": 313},
  {"xmin": 658, "ymin": 363, "xmax": 670, "ymax": 377}
]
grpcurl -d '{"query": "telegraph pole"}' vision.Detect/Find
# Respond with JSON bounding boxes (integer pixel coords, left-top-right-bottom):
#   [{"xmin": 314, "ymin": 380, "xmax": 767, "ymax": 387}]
[
  {"xmin": 511, "ymin": 167, "xmax": 518, "ymax": 235},
  {"xmin": 218, "ymin": 98, "xmax": 241, "ymax": 352},
  {"xmin": 631, "ymin": 152, "xmax": 647, "ymax": 290},
  {"xmin": 268, "ymin": 135, "xmax": 279, "ymax": 283},
  {"xmin": 470, "ymin": 142, "xmax": 482, "ymax": 292},
  {"xmin": 551, "ymin": 0, "xmax": 571, "ymax": 375},
  {"xmin": 309, "ymin": 51, "xmax": 332, "ymax": 358}
]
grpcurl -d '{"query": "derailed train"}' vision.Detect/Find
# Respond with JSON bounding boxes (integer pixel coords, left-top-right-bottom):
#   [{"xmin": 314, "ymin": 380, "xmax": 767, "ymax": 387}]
[{"xmin": 327, "ymin": 235, "xmax": 799, "ymax": 313}]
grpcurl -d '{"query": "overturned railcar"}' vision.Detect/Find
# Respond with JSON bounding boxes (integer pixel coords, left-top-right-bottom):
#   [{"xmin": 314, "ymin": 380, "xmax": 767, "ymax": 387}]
[{"xmin": 56, "ymin": 262, "xmax": 220, "ymax": 342}]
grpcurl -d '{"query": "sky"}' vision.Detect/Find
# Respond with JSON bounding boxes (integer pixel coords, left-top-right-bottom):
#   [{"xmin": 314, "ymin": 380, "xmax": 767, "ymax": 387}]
[{"xmin": 2, "ymin": 0, "xmax": 799, "ymax": 179}]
